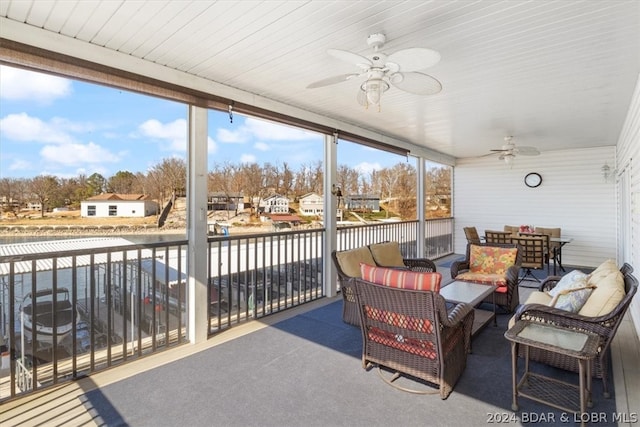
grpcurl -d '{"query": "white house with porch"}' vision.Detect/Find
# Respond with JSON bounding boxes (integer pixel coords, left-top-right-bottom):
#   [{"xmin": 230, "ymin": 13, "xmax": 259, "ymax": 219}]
[
  {"xmin": 298, "ymin": 192, "xmax": 323, "ymax": 216},
  {"xmin": 259, "ymin": 194, "xmax": 289, "ymax": 214}
]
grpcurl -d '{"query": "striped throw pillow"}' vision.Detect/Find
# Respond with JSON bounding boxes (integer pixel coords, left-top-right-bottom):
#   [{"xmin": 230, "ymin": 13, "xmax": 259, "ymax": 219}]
[{"xmin": 360, "ymin": 263, "xmax": 441, "ymax": 292}]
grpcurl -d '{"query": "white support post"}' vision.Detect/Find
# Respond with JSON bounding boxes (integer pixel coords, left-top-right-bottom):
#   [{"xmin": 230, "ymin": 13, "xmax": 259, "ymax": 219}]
[
  {"xmin": 187, "ymin": 105, "xmax": 209, "ymax": 344},
  {"xmin": 417, "ymin": 156, "xmax": 426, "ymax": 258},
  {"xmin": 323, "ymin": 133, "xmax": 338, "ymax": 298}
]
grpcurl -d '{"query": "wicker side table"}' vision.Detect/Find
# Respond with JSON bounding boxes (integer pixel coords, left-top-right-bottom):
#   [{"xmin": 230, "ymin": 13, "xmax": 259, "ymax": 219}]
[{"xmin": 504, "ymin": 320, "xmax": 600, "ymax": 427}]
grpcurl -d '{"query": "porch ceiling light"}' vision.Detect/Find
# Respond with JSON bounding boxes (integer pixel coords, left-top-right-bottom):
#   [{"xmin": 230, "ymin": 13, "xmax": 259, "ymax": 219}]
[{"xmin": 358, "ymin": 77, "xmax": 390, "ymax": 109}]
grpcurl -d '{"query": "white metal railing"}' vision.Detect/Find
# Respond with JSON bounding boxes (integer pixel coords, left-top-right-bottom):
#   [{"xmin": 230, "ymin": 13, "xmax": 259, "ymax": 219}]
[{"xmin": 0, "ymin": 218, "xmax": 453, "ymax": 401}]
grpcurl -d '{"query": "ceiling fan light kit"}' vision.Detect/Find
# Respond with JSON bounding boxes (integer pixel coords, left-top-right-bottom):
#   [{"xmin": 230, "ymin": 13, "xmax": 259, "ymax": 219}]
[
  {"xmin": 307, "ymin": 33, "xmax": 442, "ymax": 111},
  {"xmin": 361, "ymin": 78, "xmax": 389, "ymax": 106}
]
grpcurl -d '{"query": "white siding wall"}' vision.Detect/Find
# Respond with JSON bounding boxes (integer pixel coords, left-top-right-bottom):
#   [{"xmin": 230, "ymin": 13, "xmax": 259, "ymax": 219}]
[
  {"xmin": 616, "ymin": 73, "xmax": 640, "ymax": 336},
  {"xmin": 454, "ymin": 146, "xmax": 616, "ymax": 268},
  {"xmin": 81, "ymin": 201, "xmax": 152, "ymax": 217}
]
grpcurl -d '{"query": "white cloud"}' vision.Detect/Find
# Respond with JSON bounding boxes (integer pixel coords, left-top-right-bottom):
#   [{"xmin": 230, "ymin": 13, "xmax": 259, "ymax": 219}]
[
  {"xmin": 208, "ymin": 136, "xmax": 218, "ymax": 154},
  {"xmin": 216, "ymin": 117, "xmax": 318, "ymax": 144},
  {"xmin": 254, "ymin": 141, "xmax": 269, "ymax": 151},
  {"xmin": 354, "ymin": 161, "xmax": 383, "ymax": 174},
  {"xmin": 244, "ymin": 118, "xmax": 317, "ymax": 141},
  {"xmin": 0, "ymin": 66, "xmax": 72, "ymax": 104},
  {"xmin": 0, "ymin": 113, "xmax": 74, "ymax": 144},
  {"xmin": 40, "ymin": 142, "xmax": 121, "ymax": 166},
  {"xmin": 216, "ymin": 127, "xmax": 248, "ymax": 144},
  {"xmin": 240, "ymin": 153, "xmax": 257, "ymax": 163},
  {"xmin": 9, "ymin": 159, "xmax": 32, "ymax": 171},
  {"xmin": 138, "ymin": 118, "xmax": 187, "ymax": 151}
]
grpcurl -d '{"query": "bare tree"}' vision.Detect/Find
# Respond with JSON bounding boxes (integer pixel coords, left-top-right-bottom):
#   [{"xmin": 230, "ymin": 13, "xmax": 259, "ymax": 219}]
[
  {"xmin": 426, "ymin": 165, "xmax": 452, "ymax": 218},
  {"xmin": 29, "ymin": 175, "xmax": 59, "ymax": 217},
  {"xmin": 280, "ymin": 162, "xmax": 294, "ymax": 197},
  {"xmin": 240, "ymin": 163, "xmax": 268, "ymax": 216},
  {"xmin": 0, "ymin": 177, "xmax": 28, "ymax": 216},
  {"xmin": 148, "ymin": 157, "xmax": 186, "ymax": 204},
  {"xmin": 391, "ymin": 163, "xmax": 417, "ymax": 219}
]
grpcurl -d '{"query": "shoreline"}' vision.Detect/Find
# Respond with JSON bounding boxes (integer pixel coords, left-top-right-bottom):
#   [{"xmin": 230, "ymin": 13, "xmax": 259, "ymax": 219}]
[{"xmin": 0, "ymin": 224, "xmax": 182, "ymax": 236}]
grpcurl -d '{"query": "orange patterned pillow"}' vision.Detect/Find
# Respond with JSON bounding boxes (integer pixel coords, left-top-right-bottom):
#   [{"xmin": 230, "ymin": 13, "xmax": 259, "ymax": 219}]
[
  {"xmin": 360, "ymin": 263, "xmax": 441, "ymax": 292},
  {"xmin": 468, "ymin": 245, "xmax": 517, "ymax": 275}
]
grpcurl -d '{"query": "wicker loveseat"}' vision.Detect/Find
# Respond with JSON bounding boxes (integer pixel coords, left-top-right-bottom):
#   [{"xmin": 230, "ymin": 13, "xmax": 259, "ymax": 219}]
[
  {"xmin": 331, "ymin": 241, "xmax": 437, "ymax": 325},
  {"xmin": 352, "ymin": 266, "xmax": 474, "ymax": 399},
  {"xmin": 512, "ymin": 261, "xmax": 638, "ymax": 398},
  {"xmin": 450, "ymin": 243, "xmax": 522, "ymax": 313}
]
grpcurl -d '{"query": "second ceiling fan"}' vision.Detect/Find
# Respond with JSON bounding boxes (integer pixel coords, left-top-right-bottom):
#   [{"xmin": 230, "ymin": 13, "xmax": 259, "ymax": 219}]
[{"xmin": 487, "ymin": 136, "xmax": 540, "ymax": 165}]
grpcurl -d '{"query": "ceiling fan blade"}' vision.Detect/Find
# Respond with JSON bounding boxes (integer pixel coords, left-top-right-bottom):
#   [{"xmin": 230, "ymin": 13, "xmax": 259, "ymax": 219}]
[
  {"xmin": 480, "ymin": 152, "xmax": 499, "ymax": 157},
  {"xmin": 490, "ymin": 149, "xmax": 508, "ymax": 152},
  {"xmin": 307, "ymin": 73, "xmax": 360, "ymax": 89},
  {"xmin": 390, "ymin": 72, "xmax": 442, "ymax": 95},
  {"xmin": 386, "ymin": 48, "xmax": 441, "ymax": 71},
  {"xmin": 515, "ymin": 146, "xmax": 540, "ymax": 156},
  {"xmin": 327, "ymin": 49, "xmax": 373, "ymax": 68}
]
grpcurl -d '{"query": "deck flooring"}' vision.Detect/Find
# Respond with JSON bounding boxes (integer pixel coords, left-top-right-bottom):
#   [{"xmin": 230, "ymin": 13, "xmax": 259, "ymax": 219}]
[{"xmin": 1, "ymin": 259, "xmax": 638, "ymax": 426}]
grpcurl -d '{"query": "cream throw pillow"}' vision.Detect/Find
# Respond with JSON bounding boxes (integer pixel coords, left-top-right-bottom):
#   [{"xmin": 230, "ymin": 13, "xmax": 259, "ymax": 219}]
[
  {"xmin": 579, "ymin": 267, "xmax": 625, "ymax": 317},
  {"xmin": 335, "ymin": 246, "xmax": 376, "ymax": 278},
  {"xmin": 368, "ymin": 241, "xmax": 406, "ymax": 268}
]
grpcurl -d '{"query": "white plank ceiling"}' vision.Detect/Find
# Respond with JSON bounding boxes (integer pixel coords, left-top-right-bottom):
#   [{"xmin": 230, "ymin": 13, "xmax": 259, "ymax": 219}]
[{"xmin": 1, "ymin": 0, "xmax": 639, "ymax": 161}]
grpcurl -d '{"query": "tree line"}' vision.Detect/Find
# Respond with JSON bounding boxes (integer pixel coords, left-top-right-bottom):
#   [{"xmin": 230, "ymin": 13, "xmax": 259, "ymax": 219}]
[{"xmin": 0, "ymin": 158, "xmax": 451, "ymax": 219}]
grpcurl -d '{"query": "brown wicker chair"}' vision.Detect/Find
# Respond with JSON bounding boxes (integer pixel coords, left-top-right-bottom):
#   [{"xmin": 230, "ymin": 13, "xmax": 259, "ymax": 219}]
[
  {"xmin": 484, "ymin": 230, "xmax": 513, "ymax": 244},
  {"xmin": 352, "ymin": 278, "xmax": 474, "ymax": 399},
  {"xmin": 513, "ymin": 263, "xmax": 638, "ymax": 398},
  {"xmin": 512, "ymin": 235, "xmax": 547, "ymax": 282},
  {"xmin": 534, "ymin": 226, "xmax": 561, "ymax": 267},
  {"xmin": 503, "ymin": 225, "xmax": 520, "ymax": 236},
  {"xmin": 331, "ymin": 245, "xmax": 437, "ymax": 326},
  {"xmin": 450, "ymin": 242, "xmax": 522, "ymax": 313},
  {"xmin": 463, "ymin": 226, "xmax": 481, "ymax": 244}
]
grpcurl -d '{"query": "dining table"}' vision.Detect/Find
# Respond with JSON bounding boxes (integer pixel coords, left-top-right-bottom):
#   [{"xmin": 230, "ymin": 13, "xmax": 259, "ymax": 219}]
[{"xmin": 550, "ymin": 236, "xmax": 573, "ymax": 275}]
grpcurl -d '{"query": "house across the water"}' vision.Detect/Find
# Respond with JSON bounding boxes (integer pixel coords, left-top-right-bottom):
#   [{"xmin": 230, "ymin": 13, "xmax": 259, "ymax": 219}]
[{"xmin": 81, "ymin": 193, "xmax": 159, "ymax": 218}]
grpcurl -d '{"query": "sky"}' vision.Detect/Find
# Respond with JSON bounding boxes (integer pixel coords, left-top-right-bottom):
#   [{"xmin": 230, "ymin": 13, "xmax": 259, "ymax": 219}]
[{"xmin": 0, "ymin": 65, "xmax": 410, "ymax": 180}]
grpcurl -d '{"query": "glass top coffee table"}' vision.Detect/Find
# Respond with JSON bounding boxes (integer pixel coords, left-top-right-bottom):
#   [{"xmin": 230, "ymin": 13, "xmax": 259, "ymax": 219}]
[{"xmin": 440, "ymin": 280, "xmax": 496, "ymax": 337}]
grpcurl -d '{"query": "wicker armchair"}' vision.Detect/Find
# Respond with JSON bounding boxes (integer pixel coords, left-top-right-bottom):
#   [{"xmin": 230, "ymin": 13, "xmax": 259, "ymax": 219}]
[
  {"xmin": 450, "ymin": 243, "xmax": 522, "ymax": 313},
  {"xmin": 332, "ymin": 244, "xmax": 437, "ymax": 326},
  {"xmin": 353, "ymin": 278, "xmax": 474, "ymax": 399},
  {"xmin": 513, "ymin": 263, "xmax": 638, "ymax": 398}
]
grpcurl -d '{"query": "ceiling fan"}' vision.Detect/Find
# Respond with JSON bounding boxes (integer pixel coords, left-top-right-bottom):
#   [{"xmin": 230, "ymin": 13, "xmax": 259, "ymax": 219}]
[
  {"xmin": 488, "ymin": 136, "xmax": 540, "ymax": 165},
  {"xmin": 306, "ymin": 33, "xmax": 442, "ymax": 110}
]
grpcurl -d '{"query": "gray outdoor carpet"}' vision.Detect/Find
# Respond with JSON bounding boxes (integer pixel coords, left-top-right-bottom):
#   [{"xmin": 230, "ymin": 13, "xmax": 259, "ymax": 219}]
[{"xmin": 83, "ymin": 300, "xmax": 617, "ymax": 427}]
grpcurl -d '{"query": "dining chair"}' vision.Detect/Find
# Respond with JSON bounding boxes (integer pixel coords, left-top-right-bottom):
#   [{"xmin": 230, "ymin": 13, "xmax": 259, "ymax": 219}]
[
  {"xmin": 463, "ymin": 226, "xmax": 482, "ymax": 244},
  {"xmin": 503, "ymin": 225, "xmax": 520, "ymax": 236},
  {"xmin": 518, "ymin": 232, "xmax": 551, "ymax": 268},
  {"xmin": 535, "ymin": 227, "xmax": 562, "ymax": 260},
  {"xmin": 484, "ymin": 230, "xmax": 512, "ymax": 244},
  {"xmin": 512, "ymin": 236, "xmax": 546, "ymax": 283}
]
